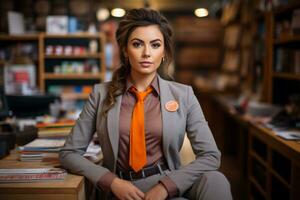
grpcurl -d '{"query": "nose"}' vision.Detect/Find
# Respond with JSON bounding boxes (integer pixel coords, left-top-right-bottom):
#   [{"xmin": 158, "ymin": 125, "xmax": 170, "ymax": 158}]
[{"xmin": 142, "ymin": 45, "xmax": 151, "ymax": 58}]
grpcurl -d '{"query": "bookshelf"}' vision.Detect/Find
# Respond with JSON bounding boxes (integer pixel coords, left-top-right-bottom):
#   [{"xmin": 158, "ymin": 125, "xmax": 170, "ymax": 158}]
[
  {"xmin": 219, "ymin": 0, "xmax": 254, "ymax": 92},
  {"xmin": 173, "ymin": 16, "xmax": 223, "ymax": 85},
  {"xmin": 265, "ymin": 1, "xmax": 300, "ymax": 105},
  {"xmin": 39, "ymin": 33, "xmax": 106, "ymax": 101},
  {"xmin": 0, "ymin": 34, "xmax": 40, "ymax": 89},
  {"xmin": 0, "ymin": 34, "xmax": 39, "ymax": 41},
  {"xmin": 0, "ymin": 33, "xmax": 106, "ymax": 102}
]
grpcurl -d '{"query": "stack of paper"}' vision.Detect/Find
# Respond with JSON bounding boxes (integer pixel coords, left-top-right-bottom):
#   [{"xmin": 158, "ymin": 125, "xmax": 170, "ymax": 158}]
[
  {"xmin": 18, "ymin": 138, "xmax": 65, "ymax": 162},
  {"xmin": 0, "ymin": 168, "xmax": 67, "ymax": 183},
  {"xmin": 84, "ymin": 140, "xmax": 102, "ymax": 163}
]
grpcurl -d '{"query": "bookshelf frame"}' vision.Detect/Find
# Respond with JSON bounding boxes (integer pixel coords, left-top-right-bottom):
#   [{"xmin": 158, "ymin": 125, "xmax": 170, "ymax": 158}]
[
  {"xmin": 264, "ymin": 3, "xmax": 300, "ymax": 104},
  {"xmin": 39, "ymin": 33, "xmax": 106, "ymax": 95}
]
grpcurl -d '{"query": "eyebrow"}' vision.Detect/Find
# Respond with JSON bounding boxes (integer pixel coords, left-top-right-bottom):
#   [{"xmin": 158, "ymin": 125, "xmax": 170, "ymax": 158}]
[{"xmin": 130, "ymin": 38, "xmax": 162, "ymax": 43}]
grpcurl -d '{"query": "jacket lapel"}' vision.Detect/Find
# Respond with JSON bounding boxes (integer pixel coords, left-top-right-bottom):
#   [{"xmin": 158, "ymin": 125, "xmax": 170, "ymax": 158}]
[
  {"xmin": 158, "ymin": 76, "xmax": 175, "ymax": 169},
  {"xmin": 107, "ymin": 95, "xmax": 122, "ymax": 165}
]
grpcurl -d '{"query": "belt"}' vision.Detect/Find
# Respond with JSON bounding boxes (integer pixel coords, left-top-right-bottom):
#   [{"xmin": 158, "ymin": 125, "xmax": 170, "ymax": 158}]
[{"xmin": 117, "ymin": 163, "xmax": 168, "ymax": 181}]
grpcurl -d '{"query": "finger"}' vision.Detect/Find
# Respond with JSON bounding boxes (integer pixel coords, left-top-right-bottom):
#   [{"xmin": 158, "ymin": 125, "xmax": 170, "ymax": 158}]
[
  {"xmin": 129, "ymin": 191, "xmax": 143, "ymax": 200},
  {"xmin": 135, "ymin": 189, "xmax": 145, "ymax": 198}
]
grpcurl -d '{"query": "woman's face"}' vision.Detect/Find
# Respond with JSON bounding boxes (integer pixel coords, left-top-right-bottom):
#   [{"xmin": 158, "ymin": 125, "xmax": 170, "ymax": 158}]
[{"xmin": 125, "ymin": 25, "xmax": 165, "ymax": 78}]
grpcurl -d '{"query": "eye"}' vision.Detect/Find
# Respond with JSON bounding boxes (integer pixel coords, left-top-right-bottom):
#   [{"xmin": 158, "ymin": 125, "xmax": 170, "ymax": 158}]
[
  {"xmin": 151, "ymin": 43, "xmax": 161, "ymax": 49},
  {"xmin": 132, "ymin": 42, "xmax": 143, "ymax": 48}
]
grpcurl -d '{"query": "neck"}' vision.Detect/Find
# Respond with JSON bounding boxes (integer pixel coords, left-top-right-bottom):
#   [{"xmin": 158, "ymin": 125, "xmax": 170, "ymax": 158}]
[{"xmin": 130, "ymin": 72, "xmax": 156, "ymax": 92}]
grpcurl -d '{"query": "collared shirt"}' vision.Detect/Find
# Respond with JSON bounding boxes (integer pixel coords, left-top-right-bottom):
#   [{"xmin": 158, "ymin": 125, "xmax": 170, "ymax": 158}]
[
  {"xmin": 117, "ymin": 75, "xmax": 163, "ymax": 170},
  {"xmin": 98, "ymin": 75, "xmax": 178, "ymax": 197}
]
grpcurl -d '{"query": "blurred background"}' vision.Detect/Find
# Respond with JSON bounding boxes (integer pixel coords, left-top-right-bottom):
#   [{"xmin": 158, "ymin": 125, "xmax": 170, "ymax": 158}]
[{"xmin": 0, "ymin": 0, "xmax": 300, "ymax": 199}]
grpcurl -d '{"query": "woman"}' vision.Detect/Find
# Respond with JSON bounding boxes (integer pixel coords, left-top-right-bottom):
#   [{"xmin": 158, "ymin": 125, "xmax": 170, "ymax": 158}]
[{"xmin": 60, "ymin": 8, "xmax": 232, "ymax": 200}]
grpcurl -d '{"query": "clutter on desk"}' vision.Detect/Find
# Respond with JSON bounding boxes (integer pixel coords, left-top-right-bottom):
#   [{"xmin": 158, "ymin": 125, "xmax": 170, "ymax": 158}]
[
  {"xmin": 274, "ymin": 130, "xmax": 300, "ymax": 141},
  {"xmin": 84, "ymin": 140, "xmax": 102, "ymax": 164},
  {"xmin": 0, "ymin": 118, "xmax": 37, "ymax": 158}
]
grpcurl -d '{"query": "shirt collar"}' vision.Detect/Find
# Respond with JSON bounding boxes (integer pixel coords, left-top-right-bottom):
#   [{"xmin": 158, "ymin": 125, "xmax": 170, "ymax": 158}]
[{"xmin": 125, "ymin": 74, "xmax": 160, "ymax": 96}]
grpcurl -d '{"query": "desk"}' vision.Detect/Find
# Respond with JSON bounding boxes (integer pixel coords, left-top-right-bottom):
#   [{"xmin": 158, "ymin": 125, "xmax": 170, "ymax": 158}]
[
  {"xmin": 213, "ymin": 94, "xmax": 300, "ymax": 200},
  {"xmin": 0, "ymin": 150, "xmax": 85, "ymax": 200},
  {"xmin": 194, "ymin": 85, "xmax": 300, "ymax": 199}
]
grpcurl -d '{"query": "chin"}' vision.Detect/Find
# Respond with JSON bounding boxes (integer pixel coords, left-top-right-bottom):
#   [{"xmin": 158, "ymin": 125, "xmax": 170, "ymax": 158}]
[{"xmin": 141, "ymin": 69, "xmax": 157, "ymax": 75}]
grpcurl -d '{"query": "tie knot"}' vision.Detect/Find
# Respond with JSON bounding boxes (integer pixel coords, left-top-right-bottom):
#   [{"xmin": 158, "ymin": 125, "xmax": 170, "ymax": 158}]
[{"xmin": 130, "ymin": 86, "xmax": 153, "ymax": 102}]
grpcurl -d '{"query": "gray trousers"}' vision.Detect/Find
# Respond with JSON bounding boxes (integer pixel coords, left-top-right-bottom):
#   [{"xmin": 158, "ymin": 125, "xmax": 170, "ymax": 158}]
[{"xmin": 132, "ymin": 170, "xmax": 232, "ymax": 200}]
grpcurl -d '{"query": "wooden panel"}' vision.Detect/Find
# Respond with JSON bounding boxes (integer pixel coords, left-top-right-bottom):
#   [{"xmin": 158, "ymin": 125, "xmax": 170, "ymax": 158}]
[
  {"xmin": 177, "ymin": 47, "xmax": 221, "ymax": 68},
  {"xmin": 175, "ymin": 70, "xmax": 195, "ymax": 84},
  {"xmin": 174, "ymin": 17, "xmax": 222, "ymax": 43}
]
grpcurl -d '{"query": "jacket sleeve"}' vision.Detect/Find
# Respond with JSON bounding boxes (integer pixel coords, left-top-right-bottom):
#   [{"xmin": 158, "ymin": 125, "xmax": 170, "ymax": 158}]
[
  {"xmin": 59, "ymin": 85, "xmax": 111, "ymax": 185},
  {"xmin": 165, "ymin": 86, "xmax": 221, "ymax": 196}
]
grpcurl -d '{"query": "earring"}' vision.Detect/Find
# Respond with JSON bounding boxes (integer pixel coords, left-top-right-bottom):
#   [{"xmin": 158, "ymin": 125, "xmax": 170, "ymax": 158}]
[{"xmin": 162, "ymin": 57, "xmax": 165, "ymax": 62}]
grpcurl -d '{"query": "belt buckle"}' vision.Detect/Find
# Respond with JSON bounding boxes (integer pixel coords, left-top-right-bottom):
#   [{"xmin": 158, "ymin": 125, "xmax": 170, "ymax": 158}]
[
  {"xmin": 129, "ymin": 171, "xmax": 134, "ymax": 180},
  {"xmin": 118, "ymin": 170, "xmax": 123, "ymax": 179},
  {"xmin": 157, "ymin": 163, "xmax": 163, "ymax": 174},
  {"xmin": 141, "ymin": 170, "xmax": 146, "ymax": 178}
]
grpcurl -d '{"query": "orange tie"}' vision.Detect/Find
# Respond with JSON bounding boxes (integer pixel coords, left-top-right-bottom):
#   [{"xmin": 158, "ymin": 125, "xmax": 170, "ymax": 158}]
[{"xmin": 129, "ymin": 86, "xmax": 153, "ymax": 172}]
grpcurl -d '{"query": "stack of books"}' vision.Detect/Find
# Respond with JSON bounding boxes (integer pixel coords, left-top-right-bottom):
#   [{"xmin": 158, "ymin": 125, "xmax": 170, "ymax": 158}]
[
  {"xmin": 36, "ymin": 121, "xmax": 74, "ymax": 138},
  {"xmin": 0, "ymin": 168, "xmax": 67, "ymax": 183},
  {"xmin": 18, "ymin": 138, "xmax": 65, "ymax": 162},
  {"xmin": 18, "ymin": 120, "xmax": 102, "ymax": 163}
]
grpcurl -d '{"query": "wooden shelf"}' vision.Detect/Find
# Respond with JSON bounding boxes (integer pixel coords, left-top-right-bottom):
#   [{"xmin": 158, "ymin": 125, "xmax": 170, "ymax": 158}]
[
  {"xmin": 273, "ymin": 72, "xmax": 300, "ymax": 80},
  {"xmin": 270, "ymin": 169, "xmax": 291, "ymax": 189},
  {"xmin": 39, "ymin": 33, "xmax": 106, "ymax": 91},
  {"xmin": 44, "ymin": 33, "xmax": 102, "ymax": 39},
  {"xmin": 274, "ymin": 35, "xmax": 300, "ymax": 45},
  {"xmin": 250, "ymin": 151, "xmax": 267, "ymax": 168},
  {"xmin": 249, "ymin": 177, "xmax": 267, "ymax": 198},
  {"xmin": 61, "ymin": 93, "xmax": 90, "ymax": 100},
  {"xmin": 45, "ymin": 53, "xmax": 102, "ymax": 59},
  {"xmin": 44, "ymin": 73, "xmax": 102, "ymax": 80},
  {"xmin": 0, "ymin": 34, "xmax": 39, "ymax": 41}
]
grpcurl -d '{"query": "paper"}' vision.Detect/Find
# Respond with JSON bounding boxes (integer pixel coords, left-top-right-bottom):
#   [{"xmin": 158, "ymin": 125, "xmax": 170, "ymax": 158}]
[
  {"xmin": 0, "ymin": 168, "xmax": 65, "ymax": 174},
  {"xmin": 21, "ymin": 138, "xmax": 65, "ymax": 148},
  {"xmin": 0, "ymin": 168, "xmax": 67, "ymax": 183},
  {"xmin": 274, "ymin": 130, "xmax": 300, "ymax": 140}
]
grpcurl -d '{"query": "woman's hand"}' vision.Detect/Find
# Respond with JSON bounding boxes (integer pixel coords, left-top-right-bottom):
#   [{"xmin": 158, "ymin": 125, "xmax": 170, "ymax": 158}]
[
  {"xmin": 144, "ymin": 183, "xmax": 168, "ymax": 200},
  {"xmin": 111, "ymin": 178, "xmax": 145, "ymax": 200}
]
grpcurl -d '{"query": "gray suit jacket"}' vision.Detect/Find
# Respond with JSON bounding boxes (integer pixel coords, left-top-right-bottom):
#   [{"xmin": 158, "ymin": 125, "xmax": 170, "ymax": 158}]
[{"xmin": 59, "ymin": 75, "xmax": 221, "ymax": 196}]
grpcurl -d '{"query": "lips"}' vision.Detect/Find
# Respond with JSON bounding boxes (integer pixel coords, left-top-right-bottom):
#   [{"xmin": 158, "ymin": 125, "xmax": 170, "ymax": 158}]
[{"xmin": 139, "ymin": 61, "xmax": 153, "ymax": 67}]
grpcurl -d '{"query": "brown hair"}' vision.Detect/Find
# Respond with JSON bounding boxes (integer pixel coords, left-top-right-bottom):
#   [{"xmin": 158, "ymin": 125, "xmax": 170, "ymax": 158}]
[{"xmin": 102, "ymin": 8, "xmax": 173, "ymax": 116}]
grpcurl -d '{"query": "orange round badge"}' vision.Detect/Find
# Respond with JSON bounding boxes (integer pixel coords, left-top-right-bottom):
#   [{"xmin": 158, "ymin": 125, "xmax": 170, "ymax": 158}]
[{"xmin": 165, "ymin": 100, "xmax": 179, "ymax": 112}]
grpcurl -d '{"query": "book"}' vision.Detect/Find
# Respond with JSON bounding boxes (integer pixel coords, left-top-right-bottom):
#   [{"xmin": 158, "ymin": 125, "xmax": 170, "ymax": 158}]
[
  {"xmin": 36, "ymin": 120, "xmax": 73, "ymax": 138},
  {"xmin": 18, "ymin": 138, "xmax": 65, "ymax": 152},
  {"xmin": 36, "ymin": 121, "xmax": 74, "ymax": 128},
  {"xmin": 37, "ymin": 127, "xmax": 71, "ymax": 138},
  {"xmin": 292, "ymin": 9, "xmax": 300, "ymax": 35},
  {"xmin": 19, "ymin": 152, "xmax": 58, "ymax": 162},
  {"xmin": 0, "ymin": 168, "xmax": 67, "ymax": 183}
]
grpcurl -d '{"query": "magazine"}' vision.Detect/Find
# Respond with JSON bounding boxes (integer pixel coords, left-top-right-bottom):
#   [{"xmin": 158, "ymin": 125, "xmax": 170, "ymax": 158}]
[{"xmin": 0, "ymin": 168, "xmax": 67, "ymax": 183}]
